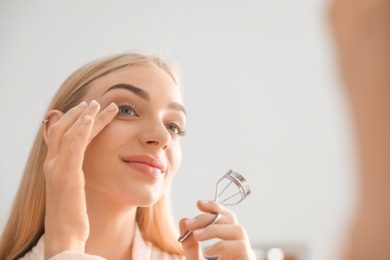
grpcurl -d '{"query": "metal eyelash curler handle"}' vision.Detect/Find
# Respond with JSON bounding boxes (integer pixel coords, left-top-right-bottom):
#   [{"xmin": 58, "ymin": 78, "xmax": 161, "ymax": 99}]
[{"xmin": 178, "ymin": 169, "xmax": 251, "ymax": 243}]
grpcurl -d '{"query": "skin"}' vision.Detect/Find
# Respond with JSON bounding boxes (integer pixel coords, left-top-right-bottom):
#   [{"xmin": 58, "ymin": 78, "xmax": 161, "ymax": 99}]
[
  {"xmin": 179, "ymin": 200, "xmax": 255, "ymax": 260},
  {"xmin": 42, "ymin": 63, "xmax": 255, "ymax": 260},
  {"xmin": 328, "ymin": 0, "xmax": 390, "ymax": 259}
]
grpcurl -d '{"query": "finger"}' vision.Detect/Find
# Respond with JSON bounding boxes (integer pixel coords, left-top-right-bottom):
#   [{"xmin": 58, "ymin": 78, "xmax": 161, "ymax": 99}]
[
  {"xmin": 43, "ymin": 115, "xmax": 95, "ymax": 189},
  {"xmin": 193, "ymin": 224, "xmax": 247, "ymax": 242},
  {"xmin": 184, "ymin": 213, "xmax": 223, "ymax": 232},
  {"xmin": 203, "ymin": 240, "xmax": 255, "ymax": 260},
  {"xmin": 89, "ymin": 102, "xmax": 118, "ymax": 142},
  {"xmin": 64, "ymin": 115, "xmax": 95, "ymax": 167},
  {"xmin": 197, "ymin": 200, "xmax": 237, "ymax": 224},
  {"xmin": 197, "ymin": 200, "xmax": 230, "ymax": 214},
  {"xmin": 46, "ymin": 101, "xmax": 88, "ymax": 157},
  {"xmin": 58, "ymin": 100, "xmax": 100, "ymax": 157},
  {"xmin": 179, "ymin": 218, "xmax": 203, "ymax": 260}
]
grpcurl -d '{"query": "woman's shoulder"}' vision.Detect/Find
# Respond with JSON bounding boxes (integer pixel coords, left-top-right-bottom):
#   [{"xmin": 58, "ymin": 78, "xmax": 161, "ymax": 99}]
[
  {"xmin": 133, "ymin": 226, "xmax": 184, "ymax": 260},
  {"xmin": 18, "ymin": 236, "xmax": 45, "ymax": 259}
]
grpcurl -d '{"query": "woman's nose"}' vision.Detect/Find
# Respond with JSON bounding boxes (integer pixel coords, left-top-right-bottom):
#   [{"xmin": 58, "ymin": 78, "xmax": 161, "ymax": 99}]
[{"xmin": 140, "ymin": 122, "xmax": 171, "ymax": 150}]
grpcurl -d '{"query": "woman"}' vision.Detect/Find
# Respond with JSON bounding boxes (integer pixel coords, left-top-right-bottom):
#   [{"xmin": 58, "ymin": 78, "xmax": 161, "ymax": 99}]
[{"xmin": 0, "ymin": 52, "xmax": 255, "ymax": 259}]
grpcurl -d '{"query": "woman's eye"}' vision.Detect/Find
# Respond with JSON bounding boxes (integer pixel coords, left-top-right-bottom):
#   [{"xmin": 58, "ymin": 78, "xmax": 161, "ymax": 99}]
[
  {"xmin": 166, "ymin": 123, "xmax": 186, "ymax": 136},
  {"xmin": 118, "ymin": 105, "xmax": 137, "ymax": 116}
]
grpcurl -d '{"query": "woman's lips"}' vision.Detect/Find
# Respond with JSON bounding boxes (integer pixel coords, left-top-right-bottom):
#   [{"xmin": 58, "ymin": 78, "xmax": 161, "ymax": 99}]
[{"xmin": 121, "ymin": 155, "xmax": 165, "ymax": 179}]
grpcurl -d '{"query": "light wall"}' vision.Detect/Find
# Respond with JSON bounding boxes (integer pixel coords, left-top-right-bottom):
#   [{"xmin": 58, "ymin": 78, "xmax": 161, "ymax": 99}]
[{"xmin": 0, "ymin": 1, "xmax": 357, "ymax": 259}]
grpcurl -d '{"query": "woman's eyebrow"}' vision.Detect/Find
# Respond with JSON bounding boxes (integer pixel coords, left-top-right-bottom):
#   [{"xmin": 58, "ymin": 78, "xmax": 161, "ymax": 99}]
[
  {"xmin": 103, "ymin": 82, "xmax": 186, "ymax": 115},
  {"xmin": 102, "ymin": 83, "xmax": 150, "ymax": 101},
  {"xmin": 169, "ymin": 102, "xmax": 187, "ymax": 116}
]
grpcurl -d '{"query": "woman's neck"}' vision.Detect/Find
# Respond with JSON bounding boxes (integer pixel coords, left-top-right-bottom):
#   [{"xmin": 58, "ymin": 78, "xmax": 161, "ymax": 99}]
[{"xmin": 84, "ymin": 186, "xmax": 137, "ymax": 260}]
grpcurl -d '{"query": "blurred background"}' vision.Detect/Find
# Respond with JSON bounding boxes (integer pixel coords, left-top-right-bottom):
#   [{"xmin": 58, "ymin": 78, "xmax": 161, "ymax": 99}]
[{"xmin": 0, "ymin": 1, "xmax": 357, "ymax": 259}]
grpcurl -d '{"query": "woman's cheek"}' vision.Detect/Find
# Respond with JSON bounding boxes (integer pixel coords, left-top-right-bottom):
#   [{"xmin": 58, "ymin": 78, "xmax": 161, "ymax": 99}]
[
  {"xmin": 106, "ymin": 121, "xmax": 138, "ymax": 140},
  {"xmin": 169, "ymin": 142, "xmax": 182, "ymax": 174}
]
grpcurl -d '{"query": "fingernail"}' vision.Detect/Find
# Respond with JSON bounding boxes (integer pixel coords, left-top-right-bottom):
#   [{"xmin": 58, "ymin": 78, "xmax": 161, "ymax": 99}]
[
  {"xmin": 83, "ymin": 115, "xmax": 92, "ymax": 124},
  {"xmin": 185, "ymin": 218, "xmax": 196, "ymax": 225},
  {"xmin": 199, "ymin": 199, "xmax": 209, "ymax": 204},
  {"xmin": 88, "ymin": 100, "xmax": 98, "ymax": 110},
  {"xmin": 78, "ymin": 101, "xmax": 87, "ymax": 108},
  {"xmin": 106, "ymin": 102, "xmax": 117, "ymax": 112},
  {"xmin": 193, "ymin": 229, "xmax": 204, "ymax": 236}
]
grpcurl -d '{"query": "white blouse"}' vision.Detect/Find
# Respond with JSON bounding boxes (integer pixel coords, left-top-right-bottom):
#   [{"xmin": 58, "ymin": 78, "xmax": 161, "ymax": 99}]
[{"xmin": 19, "ymin": 226, "xmax": 184, "ymax": 260}]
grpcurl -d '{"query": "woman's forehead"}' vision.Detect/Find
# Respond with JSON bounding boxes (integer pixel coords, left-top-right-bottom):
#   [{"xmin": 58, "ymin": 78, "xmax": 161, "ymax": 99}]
[{"xmin": 84, "ymin": 65, "xmax": 183, "ymax": 103}]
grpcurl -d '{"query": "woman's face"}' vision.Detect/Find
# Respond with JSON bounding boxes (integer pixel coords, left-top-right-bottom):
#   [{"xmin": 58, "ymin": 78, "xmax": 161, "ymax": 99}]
[{"xmin": 81, "ymin": 64, "xmax": 186, "ymax": 207}]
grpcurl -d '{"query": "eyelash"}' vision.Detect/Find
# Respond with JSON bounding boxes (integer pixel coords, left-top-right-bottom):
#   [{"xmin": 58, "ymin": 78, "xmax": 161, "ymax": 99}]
[
  {"xmin": 167, "ymin": 122, "xmax": 187, "ymax": 137},
  {"xmin": 117, "ymin": 102, "xmax": 139, "ymax": 117},
  {"xmin": 115, "ymin": 102, "xmax": 186, "ymax": 137}
]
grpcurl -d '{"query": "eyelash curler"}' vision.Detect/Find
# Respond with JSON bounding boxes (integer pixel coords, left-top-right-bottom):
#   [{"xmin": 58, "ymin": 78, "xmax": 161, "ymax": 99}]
[
  {"xmin": 214, "ymin": 169, "xmax": 251, "ymax": 206},
  {"xmin": 178, "ymin": 169, "xmax": 251, "ymax": 243}
]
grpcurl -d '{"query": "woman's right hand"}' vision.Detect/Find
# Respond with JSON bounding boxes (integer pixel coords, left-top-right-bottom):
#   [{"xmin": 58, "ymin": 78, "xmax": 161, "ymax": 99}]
[
  {"xmin": 42, "ymin": 100, "xmax": 118, "ymax": 259},
  {"xmin": 179, "ymin": 200, "xmax": 255, "ymax": 260}
]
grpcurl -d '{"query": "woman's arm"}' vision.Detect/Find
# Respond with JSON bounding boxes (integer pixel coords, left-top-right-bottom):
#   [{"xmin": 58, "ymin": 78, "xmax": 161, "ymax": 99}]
[
  {"xmin": 328, "ymin": 1, "xmax": 390, "ymax": 259},
  {"xmin": 42, "ymin": 100, "xmax": 117, "ymax": 259}
]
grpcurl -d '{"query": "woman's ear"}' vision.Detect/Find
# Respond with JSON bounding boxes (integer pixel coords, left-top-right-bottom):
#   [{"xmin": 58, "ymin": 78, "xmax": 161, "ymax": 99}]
[{"xmin": 41, "ymin": 110, "xmax": 64, "ymax": 145}]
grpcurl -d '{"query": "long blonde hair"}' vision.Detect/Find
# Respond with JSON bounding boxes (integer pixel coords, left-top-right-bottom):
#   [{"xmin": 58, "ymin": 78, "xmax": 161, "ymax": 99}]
[{"xmin": 0, "ymin": 52, "xmax": 184, "ymax": 259}]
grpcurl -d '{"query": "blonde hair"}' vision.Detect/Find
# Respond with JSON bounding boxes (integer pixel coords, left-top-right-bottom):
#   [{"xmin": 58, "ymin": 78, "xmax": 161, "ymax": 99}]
[{"xmin": 0, "ymin": 52, "xmax": 183, "ymax": 259}]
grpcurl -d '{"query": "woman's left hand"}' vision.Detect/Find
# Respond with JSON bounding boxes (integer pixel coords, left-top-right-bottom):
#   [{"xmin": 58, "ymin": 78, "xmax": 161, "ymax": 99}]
[{"xmin": 179, "ymin": 200, "xmax": 256, "ymax": 260}]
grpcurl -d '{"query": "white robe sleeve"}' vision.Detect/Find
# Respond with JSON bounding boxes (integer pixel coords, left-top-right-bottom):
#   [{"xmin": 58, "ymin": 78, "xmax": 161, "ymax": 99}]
[
  {"xmin": 18, "ymin": 236, "xmax": 105, "ymax": 260},
  {"xmin": 20, "ymin": 226, "xmax": 184, "ymax": 259}
]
